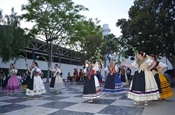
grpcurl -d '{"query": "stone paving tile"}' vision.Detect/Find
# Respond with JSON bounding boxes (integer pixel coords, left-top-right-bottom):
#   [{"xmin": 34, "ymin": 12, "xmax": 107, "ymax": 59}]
[
  {"xmin": 48, "ymin": 110, "xmax": 93, "ymax": 115},
  {"xmin": 0, "ymin": 83, "xmax": 174, "ymax": 115},
  {"xmin": 43, "ymin": 95, "xmax": 68, "ymax": 100},
  {"xmin": 17, "ymin": 100, "xmax": 53, "ymax": 106},
  {"xmin": 1, "ymin": 97, "xmax": 30, "ymax": 103},
  {"xmin": 83, "ymin": 99, "xmax": 116, "ymax": 105},
  {"xmin": 3, "ymin": 106, "xmax": 58, "ymax": 115},
  {"xmin": 63, "ymin": 103, "xmax": 108, "ymax": 113},
  {"xmin": 58, "ymin": 97, "xmax": 88, "ymax": 103},
  {"xmin": 98, "ymin": 105, "xmax": 144, "ymax": 115},
  {"xmin": 119, "ymin": 94, "xmax": 131, "ymax": 100},
  {"xmin": 0, "ymin": 104, "xmax": 30, "ymax": 113},
  {"xmin": 111, "ymin": 100, "xmax": 137, "ymax": 107},
  {"xmin": 40, "ymin": 101, "xmax": 77, "ymax": 109}
]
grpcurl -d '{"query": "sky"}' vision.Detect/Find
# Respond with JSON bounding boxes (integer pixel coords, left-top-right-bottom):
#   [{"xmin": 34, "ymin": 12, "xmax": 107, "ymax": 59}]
[{"xmin": 0, "ymin": 0, "xmax": 134, "ymax": 37}]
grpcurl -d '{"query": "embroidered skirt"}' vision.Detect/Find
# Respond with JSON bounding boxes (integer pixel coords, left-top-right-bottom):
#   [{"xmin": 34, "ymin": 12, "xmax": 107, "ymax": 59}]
[
  {"xmin": 128, "ymin": 70, "xmax": 160, "ymax": 101},
  {"xmin": 83, "ymin": 75, "xmax": 101, "ymax": 99}
]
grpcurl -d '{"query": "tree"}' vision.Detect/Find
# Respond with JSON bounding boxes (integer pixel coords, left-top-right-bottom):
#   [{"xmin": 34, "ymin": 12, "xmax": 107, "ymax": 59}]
[
  {"xmin": 116, "ymin": 0, "xmax": 175, "ymax": 68},
  {"xmin": 21, "ymin": 0, "xmax": 88, "ymax": 82},
  {"xmin": 0, "ymin": 8, "xmax": 28, "ymax": 63},
  {"xmin": 66, "ymin": 18, "xmax": 103, "ymax": 63},
  {"xmin": 91, "ymin": 34, "xmax": 136, "ymax": 67}
]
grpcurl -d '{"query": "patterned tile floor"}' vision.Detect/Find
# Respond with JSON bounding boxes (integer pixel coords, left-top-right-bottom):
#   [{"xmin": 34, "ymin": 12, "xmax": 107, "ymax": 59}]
[{"xmin": 0, "ymin": 82, "xmax": 175, "ymax": 115}]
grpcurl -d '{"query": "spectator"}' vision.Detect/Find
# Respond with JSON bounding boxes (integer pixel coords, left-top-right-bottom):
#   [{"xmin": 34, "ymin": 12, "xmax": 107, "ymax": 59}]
[
  {"xmin": 164, "ymin": 69, "xmax": 174, "ymax": 87},
  {"xmin": 126, "ymin": 67, "xmax": 132, "ymax": 80},
  {"xmin": 67, "ymin": 72, "xmax": 72, "ymax": 82},
  {"xmin": 73, "ymin": 68, "xmax": 78, "ymax": 82},
  {"xmin": 79, "ymin": 69, "xmax": 84, "ymax": 81}
]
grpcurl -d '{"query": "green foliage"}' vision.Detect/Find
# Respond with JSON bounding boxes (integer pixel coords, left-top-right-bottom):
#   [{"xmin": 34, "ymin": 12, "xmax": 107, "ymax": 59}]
[
  {"xmin": 116, "ymin": 0, "xmax": 175, "ymax": 67},
  {"xmin": 66, "ymin": 18, "xmax": 103, "ymax": 63},
  {"xmin": 0, "ymin": 8, "xmax": 29, "ymax": 62},
  {"xmin": 22, "ymin": 0, "xmax": 88, "ymax": 42},
  {"xmin": 92, "ymin": 34, "xmax": 137, "ymax": 64},
  {"xmin": 67, "ymin": 18, "xmax": 102, "ymax": 45},
  {"xmin": 21, "ymin": 0, "xmax": 104, "ymax": 66},
  {"xmin": 21, "ymin": 0, "xmax": 91, "ymax": 82}
]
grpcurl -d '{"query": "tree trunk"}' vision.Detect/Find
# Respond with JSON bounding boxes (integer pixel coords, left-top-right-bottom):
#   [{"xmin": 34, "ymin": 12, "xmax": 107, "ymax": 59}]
[
  {"xmin": 46, "ymin": 63, "xmax": 50, "ymax": 83},
  {"xmin": 46, "ymin": 41, "xmax": 50, "ymax": 83}
]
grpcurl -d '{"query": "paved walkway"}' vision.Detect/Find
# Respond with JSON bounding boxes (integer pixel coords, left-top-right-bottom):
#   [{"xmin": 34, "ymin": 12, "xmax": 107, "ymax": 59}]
[{"xmin": 0, "ymin": 82, "xmax": 175, "ymax": 115}]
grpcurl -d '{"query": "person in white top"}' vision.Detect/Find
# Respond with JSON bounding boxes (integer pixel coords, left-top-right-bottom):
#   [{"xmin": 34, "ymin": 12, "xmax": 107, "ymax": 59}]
[
  {"xmin": 82, "ymin": 60, "xmax": 101, "ymax": 102},
  {"xmin": 149, "ymin": 54, "xmax": 173, "ymax": 102},
  {"xmin": 25, "ymin": 61, "xmax": 46, "ymax": 97},
  {"xmin": 122, "ymin": 51, "xmax": 160, "ymax": 105},
  {"xmin": 49, "ymin": 64, "xmax": 65, "ymax": 93},
  {"xmin": 2, "ymin": 64, "xmax": 20, "ymax": 95},
  {"xmin": 103, "ymin": 59, "xmax": 124, "ymax": 95}
]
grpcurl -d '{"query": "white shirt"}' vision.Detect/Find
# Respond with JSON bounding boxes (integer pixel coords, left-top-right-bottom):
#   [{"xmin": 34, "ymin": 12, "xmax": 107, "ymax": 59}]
[
  {"xmin": 104, "ymin": 65, "xmax": 118, "ymax": 73},
  {"xmin": 131, "ymin": 58, "xmax": 153, "ymax": 68},
  {"xmin": 30, "ymin": 67, "xmax": 41, "ymax": 78},
  {"xmin": 51, "ymin": 68, "xmax": 61, "ymax": 77},
  {"xmin": 159, "ymin": 62, "xmax": 167, "ymax": 68},
  {"xmin": 83, "ymin": 66, "xmax": 99, "ymax": 73}
]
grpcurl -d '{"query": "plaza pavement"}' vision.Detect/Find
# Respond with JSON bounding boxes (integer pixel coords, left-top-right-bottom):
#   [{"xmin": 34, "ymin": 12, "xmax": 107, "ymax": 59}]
[{"xmin": 0, "ymin": 82, "xmax": 174, "ymax": 115}]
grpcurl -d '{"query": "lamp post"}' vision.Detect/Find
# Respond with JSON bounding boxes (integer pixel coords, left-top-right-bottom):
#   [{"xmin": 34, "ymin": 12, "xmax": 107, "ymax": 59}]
[
  {"xmin": 32, "ymin": 49, "xmax": 35, "ymax": 60},
  {"xmin": 45, "ymin": 37, "xmax": 57, "ymax": 83}
]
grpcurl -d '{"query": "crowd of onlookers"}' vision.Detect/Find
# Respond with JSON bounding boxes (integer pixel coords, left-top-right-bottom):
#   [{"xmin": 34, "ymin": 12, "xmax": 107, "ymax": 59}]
[
  {"xmin": 67, "ymin": 68, "xmax": 85, "ymax": 83},
  {"xmin": 66, "ymin": 66, "xmax": 133, "ymax": 84}
]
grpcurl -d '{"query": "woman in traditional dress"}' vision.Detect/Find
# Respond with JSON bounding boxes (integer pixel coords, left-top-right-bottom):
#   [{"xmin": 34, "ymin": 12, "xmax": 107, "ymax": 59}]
[
  {"xmin": 49, "ymin": 64, "xmax": 65, "ymax": 93},
  {"xmin": 149, "ymin": 54, "xmax": 173, "ymax": 102},
  {"xmin": 122, "ymin": 51, "xmax": 160, "ymax": 105},
  {"xmin": 103, "ymin": 60, "xmax": 124, "ymax": 95},
  {"xmin": 120, "ymin": 65, "xmax": 129, "ymax": 86},
  {"xmin": 25, "ymin": 61, "xmax": 46, "ymax": 97},
  {"xmin": 3, "ymin": 64, "xmax": 20, "ymax": 95},
  {"xmin": 83, "ymin": 60, "xmax": 101, "ymax": 102},
  {"xmin": 114, "ymin": 64, "xmax": 124, "ymax": 93},
  {"xmin": 23, "ymin": 66, "xmax": 32, "ymax": 90},
  {"xmin": 95, "ymin": 62, "xmax": 103, "ymax": 85}
]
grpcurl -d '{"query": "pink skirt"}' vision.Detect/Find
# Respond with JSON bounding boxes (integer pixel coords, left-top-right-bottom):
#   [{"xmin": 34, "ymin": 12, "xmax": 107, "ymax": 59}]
[{"xmin": 3, "ymin": 75, "xmax": 20, "ymax": 93}]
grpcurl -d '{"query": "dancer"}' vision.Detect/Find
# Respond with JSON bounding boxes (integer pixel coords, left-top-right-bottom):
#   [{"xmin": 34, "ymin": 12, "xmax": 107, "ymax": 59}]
[
  {"xmin": 122, "ymin": 51, "xmax": 160, "ymax": 105},
  {"xmin": 120, "ymin": 65, "xmax": 129, "ymax": 86},
  {"xmin": 149, "ymin": 54, "xmax": 173, "ymax": 102},
  {"xmin": 83, "ymin": 60, "xmax": 101, "ymax": 102},
  {"xmin": 26, "ymin": 61, "xmax": 46, "ymax": 97},
  {"xmin": 2, "ymin": 64, "xmax": 20, "ymax": 95},
  {"xmin": 95, "ymin": 62, "xmax": 103, "ymax": 85},
  {"xmin": 103, "ymin": 59, "xmax": 124, "ymax": 95},
  {"xmin": 49, "ymin": 64, "xmax": 65, "ymax": 93}
]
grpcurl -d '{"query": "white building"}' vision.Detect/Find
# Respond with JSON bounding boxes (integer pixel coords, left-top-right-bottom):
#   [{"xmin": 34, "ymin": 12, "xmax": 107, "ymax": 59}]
[{"xmin": 0, "ymin": 39, "xmax": 83, "ymax": 82}]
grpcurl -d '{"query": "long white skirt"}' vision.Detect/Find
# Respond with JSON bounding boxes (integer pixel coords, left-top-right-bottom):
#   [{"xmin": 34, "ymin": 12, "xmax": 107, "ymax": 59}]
[
  {"xmin": 128, "ymin": 70, "xmax": 160, "ymax": 101},
  {"xmin": 50, "ymin": 75, "xmax": 65, "ymax": 92},
  {"xmin": 26, "ymin": 76, "xmax": 46, "ymax": 96},
  {"xmin": 94, "ymin": 75, "xmax": 101, "ymax": 93}
]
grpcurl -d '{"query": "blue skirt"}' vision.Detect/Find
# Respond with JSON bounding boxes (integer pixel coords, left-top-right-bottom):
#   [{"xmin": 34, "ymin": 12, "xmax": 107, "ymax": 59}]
[
  {"xmin": 114, "ymin": 73, "xmax": 124, "ymax": 92},
  {"xmin": 103, "ymin": 73, "xmax": 124, "ymax": 92}
]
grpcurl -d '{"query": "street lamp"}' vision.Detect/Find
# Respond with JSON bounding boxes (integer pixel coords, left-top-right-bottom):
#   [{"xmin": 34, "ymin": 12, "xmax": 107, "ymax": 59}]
[{"xmin": 45, "ymin": 37, "xmax": 58, "ymax": 82}]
